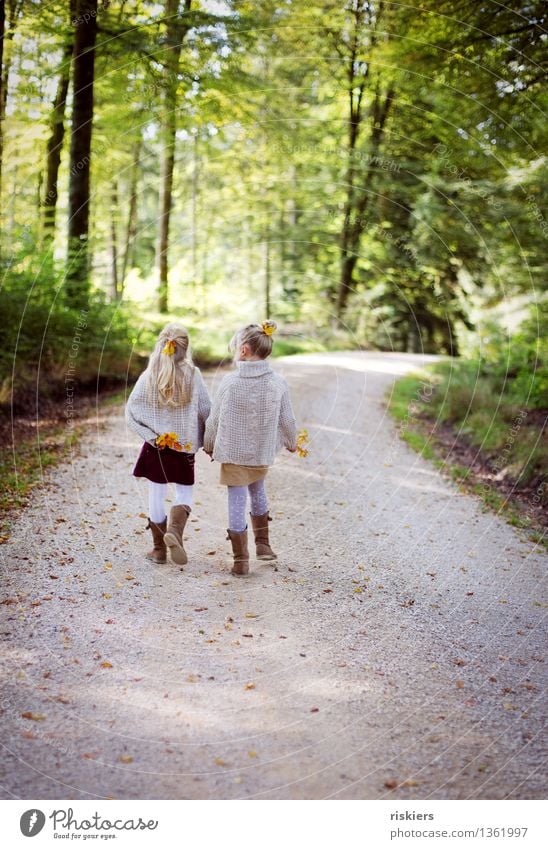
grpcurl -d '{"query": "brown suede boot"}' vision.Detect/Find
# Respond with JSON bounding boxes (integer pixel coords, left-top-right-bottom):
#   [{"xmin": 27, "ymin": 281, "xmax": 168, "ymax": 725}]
[
  {"xmin": 164, "ymin": 505, "xmax": 190, "ymax": 566},
  {"xmin": 226, "ymin": 528, "xmax": 249, "ymax": 576},
  {"xmin": 146, "ymin": 518, "xmax": 167, "ymax": 563},
  {"xmin": 250, "ymin": 512, "xmax": 277, "ymax": 561}
]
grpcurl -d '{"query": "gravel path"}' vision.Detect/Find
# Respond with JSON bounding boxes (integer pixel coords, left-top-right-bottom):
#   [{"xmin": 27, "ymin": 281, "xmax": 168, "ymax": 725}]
[{"xmin": 1, "ymin": 351, "xmax": 546, "ymax": 800}]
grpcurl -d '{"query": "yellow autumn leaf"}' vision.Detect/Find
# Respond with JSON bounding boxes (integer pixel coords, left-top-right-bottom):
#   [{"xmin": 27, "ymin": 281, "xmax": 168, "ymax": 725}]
[
  {"xmin": 101, "ymin": 661, "xmax": 113, "ymax": 669},
  {"xmin": 104, "ymin": 562, "xmax": 113, "ymax": 570},
  {"xmin": 162, "ymin": 340, "xmax": 176, "ymax": 356},
  {"xmin": 119, "ymin": 755, "xmax": 133, "ymax": 764},
  {"xmin": 247, "ymin": 750, "xmax": 258, "ymax": 758},
  {"xmin": 245, "ymin": 682, "xmax": 256, "ymax": 690},
  {"xmin": 296, "ymin": 428, "xmax": 309, "ymax": 458},
  {"xmin": 21, "ymin": 712, "xmax": 46, "ymax": 721},
  {"xmin": 215, "ymin": 757, "xmax": 227, "ymax": 766},
  {"xmin": 102, "ymin": 593, "xmax": 112, "ymax": 599}
]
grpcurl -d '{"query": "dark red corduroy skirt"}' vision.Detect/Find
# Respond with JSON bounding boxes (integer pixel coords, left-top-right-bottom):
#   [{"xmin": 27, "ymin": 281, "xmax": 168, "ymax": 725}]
[{"xmin": 132, "ymin": 442, "xmax": 195, "ymax": 485}]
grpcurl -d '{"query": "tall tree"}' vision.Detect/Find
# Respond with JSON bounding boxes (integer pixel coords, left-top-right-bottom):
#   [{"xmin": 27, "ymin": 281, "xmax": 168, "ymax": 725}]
[
  {"xmin": 0, "ymin": 0, "xmax": 24, "ymax": 212},
  {"xmin": 331, "ymin": 1, "xmax": 396, "ymax": 319},
  {"xmin": 43, "ymin": 0, "xmax": 76, "ymax": 239},
  {"xmin": 121, "ymin": 135, "xmax": 142, "ymax": 286},
  {"xmin": 156, "ymin": 0, "xmax": 192, "ymax": 313},
  {"xmin": 66, "ymin": 0, "xmax": 97, "ymax": 306}
]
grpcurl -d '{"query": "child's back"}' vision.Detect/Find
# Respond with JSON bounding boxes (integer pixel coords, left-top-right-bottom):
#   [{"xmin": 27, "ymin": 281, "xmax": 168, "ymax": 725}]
[{"xmin": 204, "ymin": 321, "xmax": 297, "ymax": 577}]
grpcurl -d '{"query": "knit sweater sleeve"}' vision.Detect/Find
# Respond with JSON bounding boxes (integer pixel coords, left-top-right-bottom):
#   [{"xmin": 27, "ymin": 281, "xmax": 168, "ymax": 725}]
[
  {"xmin": 194, "ymin": 368, "xmax": 211, "ymax": 447},
  {"xmin": 278, "ymin": 381, "xmax": 298, "ymax": 450},
  {"xmin": 203, "ymin": 376, "xmax": 229, "ymax": 454},
  {"xmin": 125, "ymin": 374, "xmax": 158, "ymax": 444}
]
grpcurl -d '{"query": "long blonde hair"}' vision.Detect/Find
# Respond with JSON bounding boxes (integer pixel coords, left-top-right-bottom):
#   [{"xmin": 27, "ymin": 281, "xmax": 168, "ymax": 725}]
[{"xmin": 145, "ymin": 323, "xmax": 194, "ymax": 407}]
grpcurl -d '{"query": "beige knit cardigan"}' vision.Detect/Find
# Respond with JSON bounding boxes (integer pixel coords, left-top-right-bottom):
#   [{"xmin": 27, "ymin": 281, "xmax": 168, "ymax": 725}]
[
  {"xmin": 203, "ymin": 360, "xmax": 298, "ymax": 466},
  {"xmin": 125, "ymin": 367, "xmax": 211, "ymax": 450}
]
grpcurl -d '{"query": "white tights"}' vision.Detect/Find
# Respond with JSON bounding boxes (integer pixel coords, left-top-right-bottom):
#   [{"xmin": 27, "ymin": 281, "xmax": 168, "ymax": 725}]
[{"xmin": 148, "ymin": 482, "xmax": 194, "ymax": 523}]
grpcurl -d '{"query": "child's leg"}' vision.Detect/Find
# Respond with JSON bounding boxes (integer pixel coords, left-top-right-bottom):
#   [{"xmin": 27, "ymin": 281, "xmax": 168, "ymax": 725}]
[
  {"xmin": 227, "ymin": 485, "xmax": 247, "ymax": 532},
  {"xmin": 146, "ymin": 482, "xmax": 168, "ymax": 563},
  {"xmin": 174, "ymin": 483, "xmax": 194, "ymax": 509},
  {"xmin": 248, "ymin": 479, "xmax": 276, "ymax": 560},
  {"xmin": 248, "ymin": 479, "xmax": 268, "ymax": 516},
  {"xmin": 148, "ymin": 482, "xmax": 167, "ymax": 522},
  {"xmin": 165, "ymin": 484, "xmax": 192, "ymax": 566}
]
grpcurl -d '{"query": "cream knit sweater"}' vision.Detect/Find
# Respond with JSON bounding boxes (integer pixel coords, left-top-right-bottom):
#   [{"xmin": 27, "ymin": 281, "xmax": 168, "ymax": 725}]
[
  {"xmin": 125, "ymin": 367, "xmax": 211, "ymax": 450},
  {"xmin": 204, "ymin": 360, "xmax": 298, "ymax": 466}
]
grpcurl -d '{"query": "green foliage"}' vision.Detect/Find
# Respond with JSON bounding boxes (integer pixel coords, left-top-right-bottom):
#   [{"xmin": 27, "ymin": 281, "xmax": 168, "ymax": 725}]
[
  {"xmin": 390, "ymin": 305, "xmax": 547, "ymax": 488},
  {"xmin": 0, "ymin": 258, "xmax": 141, "ymax": 411}
]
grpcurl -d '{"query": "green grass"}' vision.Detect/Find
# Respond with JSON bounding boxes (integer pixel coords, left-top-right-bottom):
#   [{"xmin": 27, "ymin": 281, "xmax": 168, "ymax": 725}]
[
  {"xmin": 387, "ymin": 362, "xmax": 547, "ymax": 545},
  {"xmin": 0, "ymin": 424, "xmax": 78, "ymax": 536}
]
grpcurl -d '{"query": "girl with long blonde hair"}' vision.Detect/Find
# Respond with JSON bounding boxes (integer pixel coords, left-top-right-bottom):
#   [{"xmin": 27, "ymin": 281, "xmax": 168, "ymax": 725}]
[{"xmin": 126, "ymin": 323, "xmax": 211, "ymax": 566}]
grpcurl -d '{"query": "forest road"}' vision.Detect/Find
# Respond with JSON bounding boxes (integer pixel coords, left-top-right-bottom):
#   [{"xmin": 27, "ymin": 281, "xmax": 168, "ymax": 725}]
[{"xmin": 1, "ymin": 351, "xmax": 546, "ymax": 800}]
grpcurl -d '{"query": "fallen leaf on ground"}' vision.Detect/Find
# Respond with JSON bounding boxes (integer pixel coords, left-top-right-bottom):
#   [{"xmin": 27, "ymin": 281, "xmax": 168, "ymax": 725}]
[
  {"xmin": 21, "ymin": 712, "xmax": 45, "ymax": 721},
  {"xmin": 384, "ymin": 779, "xmax": 398, "ymax": 790},
  {"xmin": 245, "ymin": 682, "xmax": 256, "ymax": 690},
  {"xmin": 245, "ymin": 613, "xmax": 259, "ymax": 619},
  {"xmin": 100, "ymin": 661, "xmax": 113, "ymax": 669},
  {"xmin": 119, "ymin": 755, "xmax": 133, "ymax": 763},
  {"xmin": 215, "ymin": 758, "xmax": 228, "ymax": 766},
  {"xmin": 310, "ymin": 707, "xmax": 319, "ymax": 713},
  {"xmin": 248, "ymin": 750, "xmax": 258, "ymax": 758}
]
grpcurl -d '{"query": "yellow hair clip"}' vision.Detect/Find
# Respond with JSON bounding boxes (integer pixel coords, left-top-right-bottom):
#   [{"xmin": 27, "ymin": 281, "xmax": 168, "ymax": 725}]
[
  {"xmin": 261, "ymin": 320, "xmax": 276, "ymax": 337},
  {"xmin": 162, "ymin": 339, "xmax": 176, "ymax": 356}
]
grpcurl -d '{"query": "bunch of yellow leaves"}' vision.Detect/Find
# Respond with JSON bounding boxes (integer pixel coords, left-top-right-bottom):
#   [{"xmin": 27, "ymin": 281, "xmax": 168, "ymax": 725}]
[
  {"xmin": 156, "ymin": 432, "xmax": 192, "ymax": 452},
  {"xmin": 162, "ymin": 339, "xmax": 177, "ymax": 356},
  {"xmin": 296, "ymin": 429, "xmax": 309, "ymax": 458}
]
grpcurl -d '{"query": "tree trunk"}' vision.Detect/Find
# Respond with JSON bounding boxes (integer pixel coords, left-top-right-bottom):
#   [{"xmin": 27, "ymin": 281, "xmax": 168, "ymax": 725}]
[
  {"xmin": 191, "ymin": 131, "xmax": 198, "ymax": 289},
  {"xmin": 43, "ymin": 3, "xmax": 75, "ymax": 239},
  {"xmin": 155, "ymin": 0, "xmax": 192, "ymax": 314},
  {"xmin": 336, "ymin": 82, "xmax": 395, "ymax": 319},
  {"xmin": 0, "ymin": 1, "xmax": 23, "ymax": 219},
  {"xmin": 66, "ymin": 0, "xmax": 97, "ymax": 308},
  {"xmin": 121, "ymin": 135, "xmax": 141, "ymax": 284},
  {"xmin": 110, "ymin": 181, "xmax": 120, "ymax": 299},
  {"xmin": 263, "ymin": 217, "xmax": 271, "ymax": 319},
  {"xmin": 0, "ymin": 1, "xmax": 5, "ymax": 209}
]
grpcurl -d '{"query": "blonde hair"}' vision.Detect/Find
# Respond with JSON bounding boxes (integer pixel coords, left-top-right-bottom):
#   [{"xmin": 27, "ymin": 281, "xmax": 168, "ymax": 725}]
[
  {"xmin": 229, "ymin": 320, "xmax": 277, "ymax": 360},
  {"xmin": 145, "ymin": 323, "xmax": 194, "ymax": 407}
]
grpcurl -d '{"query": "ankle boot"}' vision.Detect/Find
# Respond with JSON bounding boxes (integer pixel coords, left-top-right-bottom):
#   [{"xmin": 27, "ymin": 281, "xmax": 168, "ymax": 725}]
[
  {"xmin": 227, "ymin": 528, "xmax": 249, "ymax": 576},
  {"xmin": 164, "ymin": 505, "xmax": 190, "ymax": 565},
  {"xmin": 250, "ymin": 511, "xmax": 277, "ymax": 560},
  {"xmin": 146, "ymin": 518, "xmax": 167, "ymax": 563}
]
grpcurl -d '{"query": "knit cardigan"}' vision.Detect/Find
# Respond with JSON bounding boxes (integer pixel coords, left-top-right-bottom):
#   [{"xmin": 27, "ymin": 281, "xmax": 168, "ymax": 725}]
[
  {"xmin": 125, "ymin": 367, "xmax": 211, "ymax": 450},
  {"xmin": 203, "ymin": 360, "xmax": 298, "ymax": 466}
]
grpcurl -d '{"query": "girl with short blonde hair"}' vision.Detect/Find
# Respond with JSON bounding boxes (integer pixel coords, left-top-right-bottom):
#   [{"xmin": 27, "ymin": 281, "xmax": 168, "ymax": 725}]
[{"xmin": 204, "ymin": 320, "xmax": 298, "ymax": 576}]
